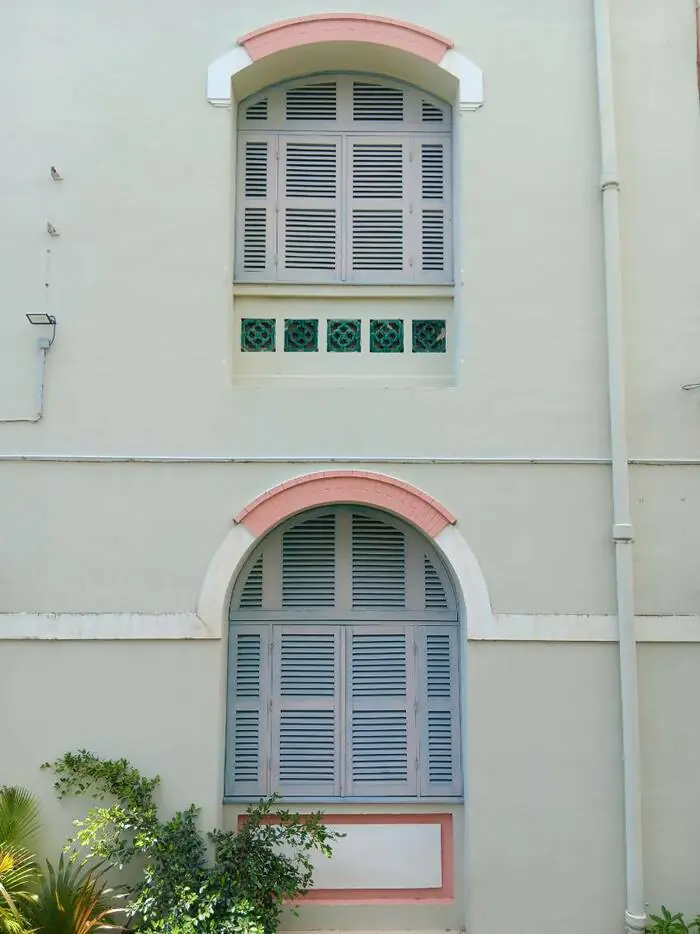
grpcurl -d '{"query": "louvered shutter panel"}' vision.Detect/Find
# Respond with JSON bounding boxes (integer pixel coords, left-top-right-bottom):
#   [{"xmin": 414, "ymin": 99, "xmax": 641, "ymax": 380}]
[
  {"xmin": 239, "ymin": 556, "xmax": 263, "ymax": 609},
  {"xmin": 271, "ymin": 626, "xmax": 341, "ymax": 796},
  {"xmin": 424, "ymin": 555, "xmax": 448, "ymax": 610},
  {"xmin": 235, "ymin": 135, "xmax": 277, "ymax": 281},
  {"xmin": 352, "ymin": 512, "xmax": 406, "ymax": 607},
  {"xmin": 418, "ymin": 137, "xmax": 451, "ymax": 282},
  {"xmin": 282, "ymin": 512, "xmax": 336, "ymax": 607},
  {"xmin": 346, "ymin": 626, "xmax": 418, "ymax": 795},
  {"xmin": 348, "ymin": 137, "xmax": 411, "ymax": 282},
  {"xmin": 278, "ymin": 135, "xmax": 341, "ymax": 281},
  {"xmin": 418, "ymin": 625, "xmax": 461, "ymax": 796},
  {"xmin": 225, "ymin": 625, "xmax": 270, "ymax": 797}
]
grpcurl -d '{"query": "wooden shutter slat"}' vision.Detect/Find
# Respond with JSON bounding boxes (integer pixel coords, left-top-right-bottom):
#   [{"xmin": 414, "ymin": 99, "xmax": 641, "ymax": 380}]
[
  {"xmin": 418, "ymin": 625, "xmax": 461, "ymax": 795},
  {"xmin": 239, "ymin": 556, "xmax": 263, "ymax": 609},
  {"xmin": 419, "ymin": 137, "xmax": 451, "ymax": 281},
  {"xmin": 346, "ymin": 626, "xmax": 417, "ymax": 795},
  {"xmin": 286, "ymin": 80, "xmax": 337, "ymax": 121},
  {"xmin": 278, "ymin": 135, "xmax": 341, "ymax": 280},
  {"xmin": 235, "ymin": 134, "xmax": 277, "ymax": 281},
  {"xmin": 282, "ymin": 512, "xmax": 336, "ymax": 607},
  {"xmin": 347, "ymin": 137, "xmax": 410, "ymax": 281},
  {"xmin": 272, "ymin": 626, "xmax": 340, "ymax": 796},
  {"xmin": 352, "ymin": 81, "xmax": 404, "ymax": 123},
  {"xmin": 424, "ymin": 555, "xmax": 448, "ymax": 609},
  {"xmin": 352, "ymin": 512, "xmax": 406, "ymax": 608},
  {"xmin": 225, "ymin": 626, "xmax": 270, "ymax": 797}
]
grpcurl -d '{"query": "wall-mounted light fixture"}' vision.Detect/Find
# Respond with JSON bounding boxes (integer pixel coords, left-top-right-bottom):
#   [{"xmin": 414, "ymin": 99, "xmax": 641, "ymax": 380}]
[{"xmin": 26, "ymin": 312, "xmax": 57, "ymax": 347}]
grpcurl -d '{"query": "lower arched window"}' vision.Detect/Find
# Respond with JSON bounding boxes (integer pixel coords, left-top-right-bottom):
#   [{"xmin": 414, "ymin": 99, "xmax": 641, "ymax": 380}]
[{"xmin": 225, "ymin": 506, "xmax": 462, "ymax": 802}]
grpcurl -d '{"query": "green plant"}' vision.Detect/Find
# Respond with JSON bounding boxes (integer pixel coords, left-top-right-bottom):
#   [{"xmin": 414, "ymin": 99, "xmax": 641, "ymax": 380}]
[
  {"xmin": 0, "ymin": 787, "xmax": 41, "ymax": 934},
  {"xmin": 647, "ymin": 906, "xmax": 700, "ymax": 933},
  {"xmin": 43, "ymin": 751, "xmax": 342, "ymax": 934},
  {"xmin": 24, "ymin": 853, "xmax": 124, "ymax": 934}
]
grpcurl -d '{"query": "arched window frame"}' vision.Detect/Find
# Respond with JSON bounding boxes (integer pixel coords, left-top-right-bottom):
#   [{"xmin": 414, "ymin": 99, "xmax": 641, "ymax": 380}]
[
  {"xmin": 225, "ymin": 505, "xmax": 463, "ymax": 803},
  {"xmin": 235, "ymin": 73, "xmax": 454, "ymax": 286}
]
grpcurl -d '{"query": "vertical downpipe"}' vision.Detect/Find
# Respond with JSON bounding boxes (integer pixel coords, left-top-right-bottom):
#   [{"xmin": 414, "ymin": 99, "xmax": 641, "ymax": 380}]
[{"xmin": 592, "ymin": 0, "xmax": 646, "ymax": 931}]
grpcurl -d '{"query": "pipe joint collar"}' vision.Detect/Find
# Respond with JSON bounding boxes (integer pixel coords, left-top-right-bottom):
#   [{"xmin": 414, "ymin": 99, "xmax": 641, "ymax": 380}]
[
  {"xmin": 613, "ymin": 523, "xmax": 634, "ymax": 542},
  {"xmin": 624, "ymin": 909, "xmax": 648, "ymax": 933}
]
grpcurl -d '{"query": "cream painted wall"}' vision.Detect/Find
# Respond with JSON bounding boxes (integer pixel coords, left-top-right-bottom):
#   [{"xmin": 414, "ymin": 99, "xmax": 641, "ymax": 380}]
[
  {"xmin": 467, "ymin": 643, "xmax": 625, "ymax": 934},
  {"xmin": 0, "ymin": 461, "xmax": 615, "ymax": 614},
  {"xmin": 0, "ymin": 641, "xmax": 226, "ymax": 861}
]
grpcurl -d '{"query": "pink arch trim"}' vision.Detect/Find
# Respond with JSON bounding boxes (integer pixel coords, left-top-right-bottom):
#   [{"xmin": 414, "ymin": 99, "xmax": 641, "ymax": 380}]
[
  {"xmin": 238, "ymin": 13, "xmax": 454, "ymax": 65},
  {"xmin": 234, "ymin": 470, "xmax": 457, "ymax": 539}
]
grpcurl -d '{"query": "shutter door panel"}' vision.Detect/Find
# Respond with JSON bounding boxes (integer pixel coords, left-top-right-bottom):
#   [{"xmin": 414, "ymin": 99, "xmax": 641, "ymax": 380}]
[
  {"xmin": 352, "ymin": 512, "xmax": 406, "ymax": 608},
  {"xmin": 278, "ymin": 135, "xmax": 341, "ymax": 281},
  {"xmin": 235, "ymin": 135, "xmax": 277, "ymax": 281},
  {"xmin": 348, "ymin": 137, "xmax": 411, "ymax": 282},
  {"xmin": 282, "ymin": 512, "xmax": 336, "ymax": 607},
  {"xmin": 418, "ymin": 626, "xmax": 461, "ymax": 796},
  {"xmin": 418, "ymin": 137, "xmax": 451, "ymax": 282},
  {"xmin": 272, "ymin": 627, "xmax": 340, "ymax": 796},
  {"xmin": 346, "ymin": 626, "xmax": 417, "ymax": 796},
  {"xmin": 225, "ymin": 626, "xmax": 270, "ymax": 797}
]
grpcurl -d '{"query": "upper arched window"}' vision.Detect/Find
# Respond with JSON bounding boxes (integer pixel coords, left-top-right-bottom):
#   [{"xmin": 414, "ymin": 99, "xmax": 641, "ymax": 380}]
[
  {"xmin": 225, "ymin": 506, "xmax": 462, "ymax": 802},
  {"xmin": 235, "ymin": 74, "xmax": 453, "ymax": 285}
]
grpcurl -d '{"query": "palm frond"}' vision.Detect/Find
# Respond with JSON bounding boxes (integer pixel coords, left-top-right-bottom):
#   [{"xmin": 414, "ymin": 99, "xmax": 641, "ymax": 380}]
[
  {"xmin": 25, "ymin": 853, "xmax": 123, "ymax": 934},
  {"xmin": 0, "ymin": 843, "xmax": 38, "ymax": 934},
  {"xmin": 0, "ymin": 789, "xmax": 40, "ymax": 852}
]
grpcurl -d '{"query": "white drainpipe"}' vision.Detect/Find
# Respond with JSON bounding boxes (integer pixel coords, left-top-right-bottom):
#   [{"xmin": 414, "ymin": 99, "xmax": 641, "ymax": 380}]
[{"xmin": 592, "ymin": 0, "xmax": 646, "ymax": 931}]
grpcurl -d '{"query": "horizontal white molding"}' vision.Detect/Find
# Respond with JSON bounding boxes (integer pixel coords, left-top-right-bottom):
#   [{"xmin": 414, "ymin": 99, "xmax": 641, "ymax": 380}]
[
  {"xmin": 3, "ymin": 613, "xmax": 700, "ymax": 642},
  {"xmin": 476, "ymin": 614, "xmax": 700, "ymax": 642},
  {"xmin": 0, "ymin": 613, "xmax": 214, "ymax": 640},
  {"xmin": 1, "ymin": 455, "xmax": 698, "ymax": 465},
  {"xmin": 0, "ymin": 454, "xmax": 612, "ymax": 464}
]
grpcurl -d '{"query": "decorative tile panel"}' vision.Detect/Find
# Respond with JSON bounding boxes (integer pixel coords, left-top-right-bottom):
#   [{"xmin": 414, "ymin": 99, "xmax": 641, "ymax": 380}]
[
  {"xmin": 412, "ymin": 319, "xmax": 446, "ymax": 353},
  {"xmin": 328, "ymin": 319, "xmax": 361, "ymax": 353},
  {"xmin": 370, "ymin": 319, "xmax": 404, "ymax": 353},
  {"xmin": 284, "ymin": 319, "xmax": 319, "ymax": 352},
  {"xmin": 241, "ymin": 318, "xmax": 275, "ymax": 352}
]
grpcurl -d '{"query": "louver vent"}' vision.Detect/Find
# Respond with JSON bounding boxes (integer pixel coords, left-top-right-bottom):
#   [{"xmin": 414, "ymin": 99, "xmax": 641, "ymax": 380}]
[
  {"xmin": 246, "ymin": 98, "xmax": 268, "ymax": 121},
  {"xmin": 244, "ymin": 141, "xmax": 268, "ymax": 198},
  {"xmin": 234, "ymin": 632, "xmax": 262, "ymax": 696},
  {"xmin": 286, "ymin": 81, "xmax": 337, "ymax": 121},
  {"xmin": 427, "ymin": 710, "xmax": 452, "ymax": 783},
  {"xmin": 424, "ymin": 556, "xmax": 448, "ymax": 609},
  {"xmin": 426, "ymin": 632, "xmax": 451, "ymax": 696},
  {"xmin": 239, "ymin": 556, "xmax": 263, "ymax": 608},
  {"xmin": 233, "ymin": 710, "xmax": 259, "ymax": 783},
  {"xmin": 351, "ymin": 632, "xmax": 406, "ymax": 696},
  {"xmin": 352, "ymin": 143, "xmax": 403, "ymax": 199},
  {"xmin": 279, "ymin": 710, "xmax": 336, "ymax": 783},
  {"xmin": 282, "ymin": 513, "xmax": 336, "ymax": 606},
  {"xmin": 353, "ymin": 81, "xmax": 404, "ymax": 121},
  {"xmin": 422, "ymin": 100, "xmax": 444, "ymax": 123},
  {"xmin": 280, "ymin": 631, "xmax": 335, "ymax": 696},
  {"xmin": 352, "ymin": 513, "xmax": 406, "ymax": 607},
  {"xmin": 351, "ymin": 710, "xmax": 408, "ymax": 782},
  {"xmin": 285, "ymin": 142, "xmax": 337, "ymax": 198},
  {"xmin": 422, "ymin": 144, "xmax": 444, "ymax": 200}
]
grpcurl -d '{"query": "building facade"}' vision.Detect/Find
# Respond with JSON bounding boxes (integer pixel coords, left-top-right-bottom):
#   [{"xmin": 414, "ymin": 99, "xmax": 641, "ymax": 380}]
[{"xmin": 1, "ymin": 2, "xmax": 700, "ymax": 933}]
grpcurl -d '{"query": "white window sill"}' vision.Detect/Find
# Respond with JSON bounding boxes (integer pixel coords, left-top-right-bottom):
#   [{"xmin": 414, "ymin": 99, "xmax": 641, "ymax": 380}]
[{"xmin": 232, "ymin": 283, "xmax": 455, "ymax": 300}]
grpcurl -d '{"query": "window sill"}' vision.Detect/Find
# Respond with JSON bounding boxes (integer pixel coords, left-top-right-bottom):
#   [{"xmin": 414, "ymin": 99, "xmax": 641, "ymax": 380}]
[
  {"xmin": 224, "ymin": 796, "xmax": 463, "ymax": 805},
  {"xmin": 232, "ymin": 283, "xmax": 455, "ymax": 300}
]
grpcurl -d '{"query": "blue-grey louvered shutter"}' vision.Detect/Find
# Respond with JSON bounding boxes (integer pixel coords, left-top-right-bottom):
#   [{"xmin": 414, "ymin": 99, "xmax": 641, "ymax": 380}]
[
  {"xmin": 418, "ymin": 625, "xmax": 461, "ymax": 796},
  {"xmin": 271, "ymin": 626, "xmax": 341, "ymax": 796},
  {"xmin": 346, "ymin": 626, "xmax": 418, "ymax": 796},
  {"xmin": 225, "ymin": 625, "xmax": 270, "ymax": 797},
  {"xmin": 235, "ymin": 134, "xmax": 277, "ymax": 281}
]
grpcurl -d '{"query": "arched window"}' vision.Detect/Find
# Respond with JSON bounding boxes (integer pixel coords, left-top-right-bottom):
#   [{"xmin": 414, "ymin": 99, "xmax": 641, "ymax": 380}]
[
  {"xmin": 235, "ymin": 74, "xmax": 452, "ymax": 285},
  {"xmin": 225, "ymin": 506, "xmax": 462, "ymax": 801}
]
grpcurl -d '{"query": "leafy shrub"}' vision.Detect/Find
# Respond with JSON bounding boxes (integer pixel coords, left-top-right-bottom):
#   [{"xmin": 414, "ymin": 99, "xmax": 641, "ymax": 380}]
[
  {"xmin": 43, "ymin": 751, "xmax": 341, "ymax": 934},
  {"xmin": 647, "ymin": 906, "xmax": 700, "ymax": 933}
]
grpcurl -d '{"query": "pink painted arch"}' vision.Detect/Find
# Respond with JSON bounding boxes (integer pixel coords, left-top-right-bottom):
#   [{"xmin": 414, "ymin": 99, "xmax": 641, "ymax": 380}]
[
  {"xmin": 238, "ymin": 13, "xmax": 453, "ymax": 64},
  {"xmin": 234, "ymin": 470, "xmax": 457, "ymax": 539}
]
